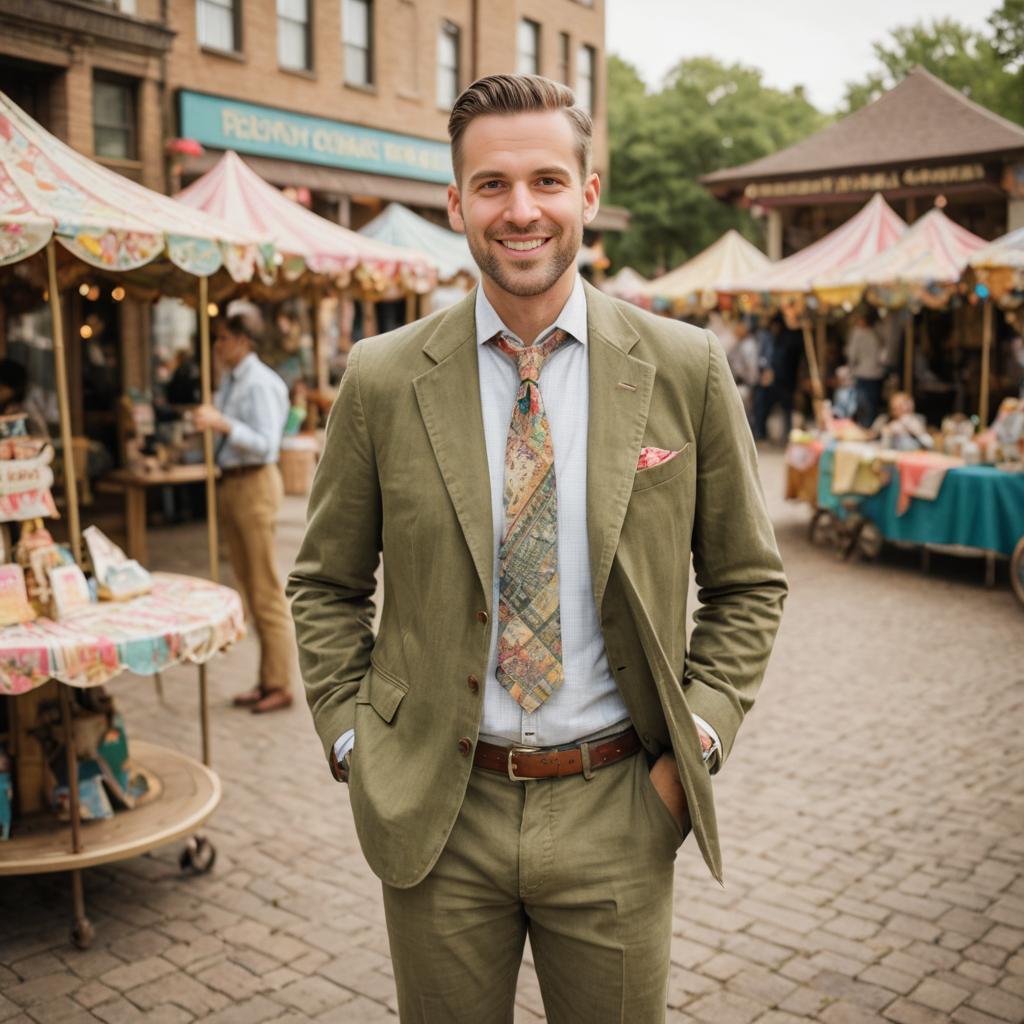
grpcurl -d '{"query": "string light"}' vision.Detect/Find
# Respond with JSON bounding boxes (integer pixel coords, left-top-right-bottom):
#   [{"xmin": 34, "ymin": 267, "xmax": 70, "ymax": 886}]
[
  {"xmin": 80, "ymin": 324, "xmax": 93, "ymax": 339},
  {"xmin": 78, "ymin": 283, "xmax": 90, "ymax": 297},
  {"xmin": 207, "ymin": 303, "xmax": 218, "ymax": 316},
  {"xmin": 111, "ymin": 286, "xmax": 126, "ymax": 302}
]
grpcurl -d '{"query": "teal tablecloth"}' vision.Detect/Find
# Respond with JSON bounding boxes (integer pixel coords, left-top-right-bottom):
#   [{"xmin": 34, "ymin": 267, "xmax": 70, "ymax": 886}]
[{"xmin": 817, "ymin": 448, "xmax": 1024, "ymax": 557}]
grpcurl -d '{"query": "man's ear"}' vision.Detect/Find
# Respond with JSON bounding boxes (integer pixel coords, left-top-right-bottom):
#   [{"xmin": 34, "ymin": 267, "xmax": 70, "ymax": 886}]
[
  {"xmin": 582, "ymin": 171, "xmax": 601, "ymax": 227},
  {"xmin": 447, "ymin": 182, "xmax": 465, "ymax": 234}
]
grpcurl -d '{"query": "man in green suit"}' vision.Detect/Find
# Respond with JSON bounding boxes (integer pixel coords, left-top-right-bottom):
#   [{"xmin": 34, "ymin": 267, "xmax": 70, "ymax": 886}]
[{"xmin": 288, "ymin": 74, "xmax": 786, "ymax": 1023}]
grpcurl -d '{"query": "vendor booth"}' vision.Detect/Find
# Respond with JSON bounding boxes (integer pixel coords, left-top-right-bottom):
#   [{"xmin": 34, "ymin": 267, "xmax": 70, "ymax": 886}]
[{"xmin": 0, "ymin": 92, "xmax": 266, "ymax": 945}]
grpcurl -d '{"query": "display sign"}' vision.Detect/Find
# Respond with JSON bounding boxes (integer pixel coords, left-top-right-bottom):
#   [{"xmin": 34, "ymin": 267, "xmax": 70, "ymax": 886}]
[
  {"xmin": 744, "ymin": 163, "xmax": 989, "ymax": 201},
  {"xmin": 179, "ymin": 91, "xmax": 453, "ymax": 185}
]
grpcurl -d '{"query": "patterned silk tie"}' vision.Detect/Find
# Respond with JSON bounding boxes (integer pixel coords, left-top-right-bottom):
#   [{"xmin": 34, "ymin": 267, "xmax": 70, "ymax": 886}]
[{"xmin": 491, "ymin": 328, "xmax": 570, "ymax": 713}]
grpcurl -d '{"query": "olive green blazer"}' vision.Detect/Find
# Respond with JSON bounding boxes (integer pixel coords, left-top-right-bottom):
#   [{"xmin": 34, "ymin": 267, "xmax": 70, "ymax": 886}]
[{"xmin": 287, "ymin": 281, "xmax": 786, "ymax": 887}]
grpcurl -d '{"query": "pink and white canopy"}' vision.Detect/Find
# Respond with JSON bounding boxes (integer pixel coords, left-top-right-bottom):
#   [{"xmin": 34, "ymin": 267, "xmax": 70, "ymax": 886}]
[
  {"xmin": 175, "ymin": 151, "xmax": 436, "ymax": 293},
  {"xmin": 815, "ymin": 207, "xmax": 987, "ymax": 308},
  {"xmin": 0, "ymin": 92, "xmax": 271, "ymax": 283},
  {"xmin": 734, "ymin": 194, "xmax": 906, "ymax": 303}
]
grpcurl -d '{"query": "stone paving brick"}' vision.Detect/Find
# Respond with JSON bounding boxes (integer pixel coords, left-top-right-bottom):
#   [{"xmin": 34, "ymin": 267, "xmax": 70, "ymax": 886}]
[
  {"xmin": 5, "ymin": 974, "xmax": 82, "ymax": 1007},
  {"xmin": 163, "ymin": 937, "xmax": 226, "ymax": 969},
  {"xmin": 270, "ymin": 975, "xmax": 354, "ymax": 1016},
  {"xmin": 819, "ymin": 1002, "xmax": 886, "ymax": 1024},
  {"xmin": 200, "ymin": 996, "xmax": 284, "ymax": 1024},
  {"xmin": 909, "ymin": 977, "xmax": 970, "ymax": 1012},
  {"xmin": 777, "ymin": 985, "xmax": 833, "ymax": 1017},
  {"xmin": 951, "ymin": 1007, "xmax": 1009, "ymax": 1024},
  {"xmin": 724, "ymin": 965, "xmax": 797, "ymax": 1006},
  {"xmin": 125, "ymin": 973, "xmax": 229, "ymax": 1016},
  {"xmin": 194, "ymin": 961, "xmax": 266, "ymax": 1001},
  {"xmin": 24, "ymin": 996, "xmax": 95, "ymax": 1023},
  {"xmin": 964, "ymin": 943, "xmax": 1012, "ymax": 969},
  {"xmin": 968, "ymin": 986, "xmax": 1024, "ymax": 1021},
  {"xmin": 99, "ymin": 958, "xmax": 175, "ymax": 994},
  {"xmin": 686, "ymin": 989, "xmax": 764, "ymax": 1024},
  {"xmin": 810, "ymin": 970, "xmax": 894, "ymax": 1011},
  {"xmin": 858, "ymin": 964, "xmax": 919, "ymax": 995},
  {"xmin": 10, "ymin": 954, "xmax": 65, "ymax": 981},
  {"xmin": 883, "ymin": 998, "xmax": 953, "ymax": 1023},
  {"xmin": 699, "ymin": 953, "xmax": 748, "ymax": 982},
  {"xmin": 72, "ymin": 982, "xmax": 117, "ymax": 1010},
  {"xmin": 315, "ymin": 995, "xmax": 395, "ymax": 1020}
]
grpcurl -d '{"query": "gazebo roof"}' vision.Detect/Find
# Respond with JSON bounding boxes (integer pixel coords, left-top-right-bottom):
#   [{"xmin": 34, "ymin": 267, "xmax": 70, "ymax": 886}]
[{"xmin": 703, "ymin": 68, "xmax": 1024, "ymax": 193}]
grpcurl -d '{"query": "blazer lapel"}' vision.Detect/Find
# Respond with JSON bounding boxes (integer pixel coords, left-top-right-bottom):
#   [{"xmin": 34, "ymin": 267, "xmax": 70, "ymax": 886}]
[
  {"xmin": 584, "ymin": 282, "xmax": 655, "ymax": 611},
  {"xmin": 413, "ymin": 290, "xmax": 494, "ymax": 602}
]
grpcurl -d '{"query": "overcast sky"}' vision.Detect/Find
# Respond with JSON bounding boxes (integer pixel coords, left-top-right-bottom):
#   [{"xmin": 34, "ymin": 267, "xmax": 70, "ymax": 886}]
[{"xmin": 605, "ymin": 0, "xmax": 995, "ymax": 112}]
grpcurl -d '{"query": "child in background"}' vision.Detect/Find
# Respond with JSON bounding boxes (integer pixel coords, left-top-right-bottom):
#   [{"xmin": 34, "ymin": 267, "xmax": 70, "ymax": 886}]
[{"xmin": 832, "ymin": 365, "xmax": 858, "ymax": 422}]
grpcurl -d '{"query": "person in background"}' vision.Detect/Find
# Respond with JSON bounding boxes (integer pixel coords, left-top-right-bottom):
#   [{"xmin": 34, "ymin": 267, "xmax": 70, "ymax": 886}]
[
  {"xmin": 753, "ymin": 314, "xmax": 799, "ymax": 441},
  {"xmin": 284, "ymin": 379, "xmax": 309, "ymax": 436},
  {"xmin": 846, "ymin": 308, "xmax": 885, "ymax": 428},
  {"xmin": 874, "ymin": 391, "xmax": 933, "ymax": 451},
  {"xmin": 194, "ymin": 311, "xmax": 296, "ymax": 714},
  {"xmin": 0, "ymin": 358, "xmax": 48, "ymax": 437},
  {"xmin": 832, "ymin": 365, "xmax": 859, "ymax": 421},
  {"xmin": 727, "ymin": 317, "xmax": 760, "ymax": 429}
]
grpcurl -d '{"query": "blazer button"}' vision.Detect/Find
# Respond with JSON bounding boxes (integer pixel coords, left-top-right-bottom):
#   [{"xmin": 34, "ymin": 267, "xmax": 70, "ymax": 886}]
[
  {"xmin": 467, "ymin": 675, "xmax": 480, "ymax": 693},
  {"xmin": 476, "ymin": 611, "xmax": 488, "ymax": 624},
  {"xmin": 457, "ymin": 737, "xmax": 472, "ymax": 755}
]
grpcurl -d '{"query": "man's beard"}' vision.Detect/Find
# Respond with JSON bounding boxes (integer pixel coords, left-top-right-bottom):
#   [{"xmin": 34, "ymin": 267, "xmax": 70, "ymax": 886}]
[{"xmin": 467, "ymin": 219, "xmax": 582, "ymax": 298}]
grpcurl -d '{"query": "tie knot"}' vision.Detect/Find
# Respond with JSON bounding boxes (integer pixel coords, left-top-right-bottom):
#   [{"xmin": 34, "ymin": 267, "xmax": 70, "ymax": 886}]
[{"xmin": 493, "ymin": 328, "xmax": 569, "ymax": 381}]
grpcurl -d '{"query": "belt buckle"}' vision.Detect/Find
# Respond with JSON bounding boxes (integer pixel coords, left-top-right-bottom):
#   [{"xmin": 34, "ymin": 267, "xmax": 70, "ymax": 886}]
[{"xmin": 507, "ymin": 744, "xmax": 540, "ymax": 781}]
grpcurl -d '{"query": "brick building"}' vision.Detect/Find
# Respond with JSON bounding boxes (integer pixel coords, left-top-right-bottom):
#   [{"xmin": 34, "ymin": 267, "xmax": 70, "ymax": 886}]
[{"xmin": 0, "ymin": 0, "xmax": 623, "ymax": 231}]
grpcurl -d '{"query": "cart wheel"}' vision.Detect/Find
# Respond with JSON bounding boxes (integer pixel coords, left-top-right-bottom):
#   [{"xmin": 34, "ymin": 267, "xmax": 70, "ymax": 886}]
[
  {"xmin": 180, "ymin": 835, "xmax": 217, "ymax": 875},
  {"xmin": 857, "ymin": 522, "xmax": 883, "ymax": 561},
  {"xmin": 1012, "ymin": 537, "xmax": 1024, "ymax": 608},
  {"xmin": 71, "ymin": 917, "xmax": 95, "ymax": 950},
  {"xmin": 808, "ymin": 509, "xmax": 834, "ymax": 547}
]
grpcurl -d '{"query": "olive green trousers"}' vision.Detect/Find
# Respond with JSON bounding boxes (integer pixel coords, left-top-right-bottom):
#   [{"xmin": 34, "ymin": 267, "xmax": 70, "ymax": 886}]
[{"xmin": 381, "ymin": 749, "xmax": 686, "ymax": 1023}]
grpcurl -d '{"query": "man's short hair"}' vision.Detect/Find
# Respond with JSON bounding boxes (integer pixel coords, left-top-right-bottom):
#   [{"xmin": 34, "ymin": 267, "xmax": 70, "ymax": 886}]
[{"xmin": 448, "ymin": 74, "xmax": 593, "ymax": 184}]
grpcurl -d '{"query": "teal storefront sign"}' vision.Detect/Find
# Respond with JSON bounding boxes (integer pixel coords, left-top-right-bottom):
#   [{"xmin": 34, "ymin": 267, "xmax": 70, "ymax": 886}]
[{"xmin": 179, "ymin": 91, "xmax": 453, "ymax": 185}]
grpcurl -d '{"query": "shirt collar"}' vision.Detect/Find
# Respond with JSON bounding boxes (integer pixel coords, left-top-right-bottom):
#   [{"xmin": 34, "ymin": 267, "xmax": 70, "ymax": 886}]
[
  {"xmin": 230, "ymin": 351, "xmax": 259, "ymax": 381},
  {"xmin": 475, "ymin": 274, "xmax": 587, "ymax": 348}
]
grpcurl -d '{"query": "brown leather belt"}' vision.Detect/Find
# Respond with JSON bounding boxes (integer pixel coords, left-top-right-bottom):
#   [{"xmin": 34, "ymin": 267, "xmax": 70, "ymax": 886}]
[
  {"xmin": 473, "ymin": 726, "xmax": 642, "ymax": 781},
  {"xmin": 220, "ymin": 463, "xmax": 269, "ymax": 479}
]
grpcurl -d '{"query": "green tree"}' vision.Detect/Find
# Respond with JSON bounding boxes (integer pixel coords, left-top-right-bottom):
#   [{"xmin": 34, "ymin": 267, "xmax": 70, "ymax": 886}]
[
  {"xmin": 841, "ymin": 16, "xmax": 1021, "ymax": 124},
  {"xmin": 989, "ymin": 0, "xmax": 1024, "ymax": 72},
  {"xmin": 604, "ymin": 56, "xmax": 824, "ymax": 278}
]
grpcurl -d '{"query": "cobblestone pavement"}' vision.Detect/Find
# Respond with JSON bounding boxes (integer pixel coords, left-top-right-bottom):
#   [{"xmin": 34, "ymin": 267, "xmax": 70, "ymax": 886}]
[{"xmin": 1, "ymin": 448, "xmax": 1022, "ymax": 1024}]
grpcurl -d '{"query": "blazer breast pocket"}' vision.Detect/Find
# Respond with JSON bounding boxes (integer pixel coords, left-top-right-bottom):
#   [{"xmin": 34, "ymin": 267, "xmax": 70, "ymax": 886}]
[{"xmin": 632, "ymin": 443, "xmax": 692, "ymax": 492}]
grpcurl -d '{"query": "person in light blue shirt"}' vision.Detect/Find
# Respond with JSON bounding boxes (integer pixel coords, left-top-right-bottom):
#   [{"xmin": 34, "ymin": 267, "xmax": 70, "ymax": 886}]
[{"xmin": 194, "ymin": 311, "xmax": 296, "ymax": 714}]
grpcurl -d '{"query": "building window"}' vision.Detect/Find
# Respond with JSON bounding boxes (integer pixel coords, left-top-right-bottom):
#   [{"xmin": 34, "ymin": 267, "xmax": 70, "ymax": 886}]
[
  {"xmin": 278, "ymin": 0, "xmax": 311, "ymax": 70},
  {"xmin": 517, "ymin": 19, "xmax": 540, "ymax": 76},
  {"xmin": 558, "ymin": 32, "xmax": 570, "ymax": 84},
  {"xmin": 344, "ymin": 0, "xmax": 373, "ymax": 86},
  {"xmin": 576, "ymin": 44, "xmax": 595, "ymax": 114},
  {"xmin": 437, "ymin": 20, "xmax": 460, "ymax": 110},
  {"xmin": 93, "ymin": 75, "xmax": 137, "ymax": 161},
  {"xmin": 196, "ymin": 0, "xmax": 240, "ymax": 52}
]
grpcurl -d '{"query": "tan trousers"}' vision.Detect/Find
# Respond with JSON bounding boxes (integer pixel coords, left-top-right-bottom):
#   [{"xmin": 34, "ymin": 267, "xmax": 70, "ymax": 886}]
[
  {"xmin": 217, "ymin": 465, "xmax": 296, "ymax": 693},
  {"xmin": 382, "ymin": 749, "xmax": 685, "ymax": 1024}
]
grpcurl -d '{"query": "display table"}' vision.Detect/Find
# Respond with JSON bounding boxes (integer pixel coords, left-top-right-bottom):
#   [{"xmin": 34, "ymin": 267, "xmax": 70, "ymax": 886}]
[
  {"xmin": 0, "ymin": 572, "xmax": 245, "ymax": 695},
  {"xmin": 96, "ymin": 466, "xmax": 219, "ymax": 564},
  {"xmin": 0, "ymin": 573, "xmax": 245, "ymax": 945}
]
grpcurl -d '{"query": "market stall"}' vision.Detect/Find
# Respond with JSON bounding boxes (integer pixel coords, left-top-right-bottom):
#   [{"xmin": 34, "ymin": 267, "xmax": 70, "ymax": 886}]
[
  {"xmin": 0, "ymin": 92, "xmax": 266, "ymax": 943},
  {"xmin": 813, "ymin": 207, "xmax": 988, "ymax": 396},
  {"xmin": 175, "ymin": 151, "xmax": 437, "ymax": 390},
  {"xmin": 601, "ymin": 266, "xmax": 650, "ymax": 305},
  {"xmin": 641, "ymin": 229, "xmax": 771, "ymax": 316},
  {"xmin": 360, "ymin": 201, "xmax": 476, "ymax": 284},
  {"xmin": 733, "ymin": 194, "xmax": 908, "ymax": 401}
]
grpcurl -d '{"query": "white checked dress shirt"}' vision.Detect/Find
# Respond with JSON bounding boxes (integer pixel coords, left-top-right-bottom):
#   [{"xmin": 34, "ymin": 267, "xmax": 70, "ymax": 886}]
[
  {"xmin": 335, "ymin": 276, "xmax": 719, "ymax": 764},
  {"xmin": 214, "ymin": 352, "xmax": 289, "ymax": 468}
]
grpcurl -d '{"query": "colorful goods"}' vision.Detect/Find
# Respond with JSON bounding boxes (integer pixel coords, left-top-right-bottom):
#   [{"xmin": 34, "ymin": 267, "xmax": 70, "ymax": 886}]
[
  {"xmin": 0, "ymin": 564, "xmax": 35, "ymax": 626},
  {"xmin": 48, "ymin": 563, "xmax": 93, "ymax": 619},
  {"xmin": 0, "ymin": 572, "xmax": 245, "ymax": 694}
]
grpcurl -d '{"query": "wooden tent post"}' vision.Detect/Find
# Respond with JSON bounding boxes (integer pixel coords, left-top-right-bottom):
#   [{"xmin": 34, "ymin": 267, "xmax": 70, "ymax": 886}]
[
  {"xmin": 405, "ymin": 291, "xmax": 417, "ymax": 325},
  {"xmin": 46, "ymin": 241, "xmax": 82, "ymax": 565},
  {"xmin": 903, "ymin": 314, "xmax": 914, "ymax": 394},
  {"xmin": 198, "ymin": 277, "xmax": 219, "ymax": 583},
  {"xmin": 311, "ymin": 291, "xmax": 328, "ymax": 393},
  {"xmin": 800, "ymin": 319, "xmax": 825, "ymax": 426},
  {"xmin": 815, "ymin": 316, "xmax": 827, "ymax": 385},
  {"xmin": 979, "ymin": 299, "xmax": 993, "ymax": 427}
]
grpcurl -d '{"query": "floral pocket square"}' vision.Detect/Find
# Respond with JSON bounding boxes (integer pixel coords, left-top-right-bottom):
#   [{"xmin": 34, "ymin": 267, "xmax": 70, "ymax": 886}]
[{"xmin": 636, "ymin": 446, "xmax": 679, "ymax": 471}]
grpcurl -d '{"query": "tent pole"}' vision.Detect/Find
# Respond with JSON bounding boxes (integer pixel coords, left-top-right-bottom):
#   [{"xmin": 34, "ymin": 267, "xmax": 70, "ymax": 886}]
[
  {"xmin": 979, "ymin": 299, "xmax": 993, "ymax": 427},
  {"xmin": 198, "ymin": 276, "xmax": 219, "ymax": 583},
  {"xmin": 903, "ymin": 314, "xmax": 914, "ymax": 394},
  {"xmin": 405, "ymin": 291, "xmax": 416, "ymax": 325},
  {"xmin": 815, "ymin": 316, "xmax": 827, "ymax": 384},
  {"xmin": 800, "ymin": 318, "xmax": 824, "ymax": 426},
  {"xmin": 46, "ymin": 241, "xmax": 82, "ymax": 565}
]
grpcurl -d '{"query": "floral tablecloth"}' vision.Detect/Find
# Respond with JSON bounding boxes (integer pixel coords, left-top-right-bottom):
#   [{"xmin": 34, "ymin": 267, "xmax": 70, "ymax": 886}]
[{"xmin": 0, "ymin": 573, "xmax": 245, "ymax": 695}]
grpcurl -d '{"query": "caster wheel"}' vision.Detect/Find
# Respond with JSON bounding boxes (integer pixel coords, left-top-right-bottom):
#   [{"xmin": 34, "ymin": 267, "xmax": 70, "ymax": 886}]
[
  {"xmin": 857, "ymin": 522, "xmax": 883, "ymax": 561},
  {"xmin": 1012, "ymin": 537, "xmax": 1024, "ymax": 608},
  {"xmin": 180, "ymin": 835, "xmax": 217, "ymax": 875},
  {"xmin": 808, "ymin": 509, "xmax": 834, "ymax": 547},
  {"xmin": 71, "ymin": 918, "xmax": 95, "ymax": 949}
]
